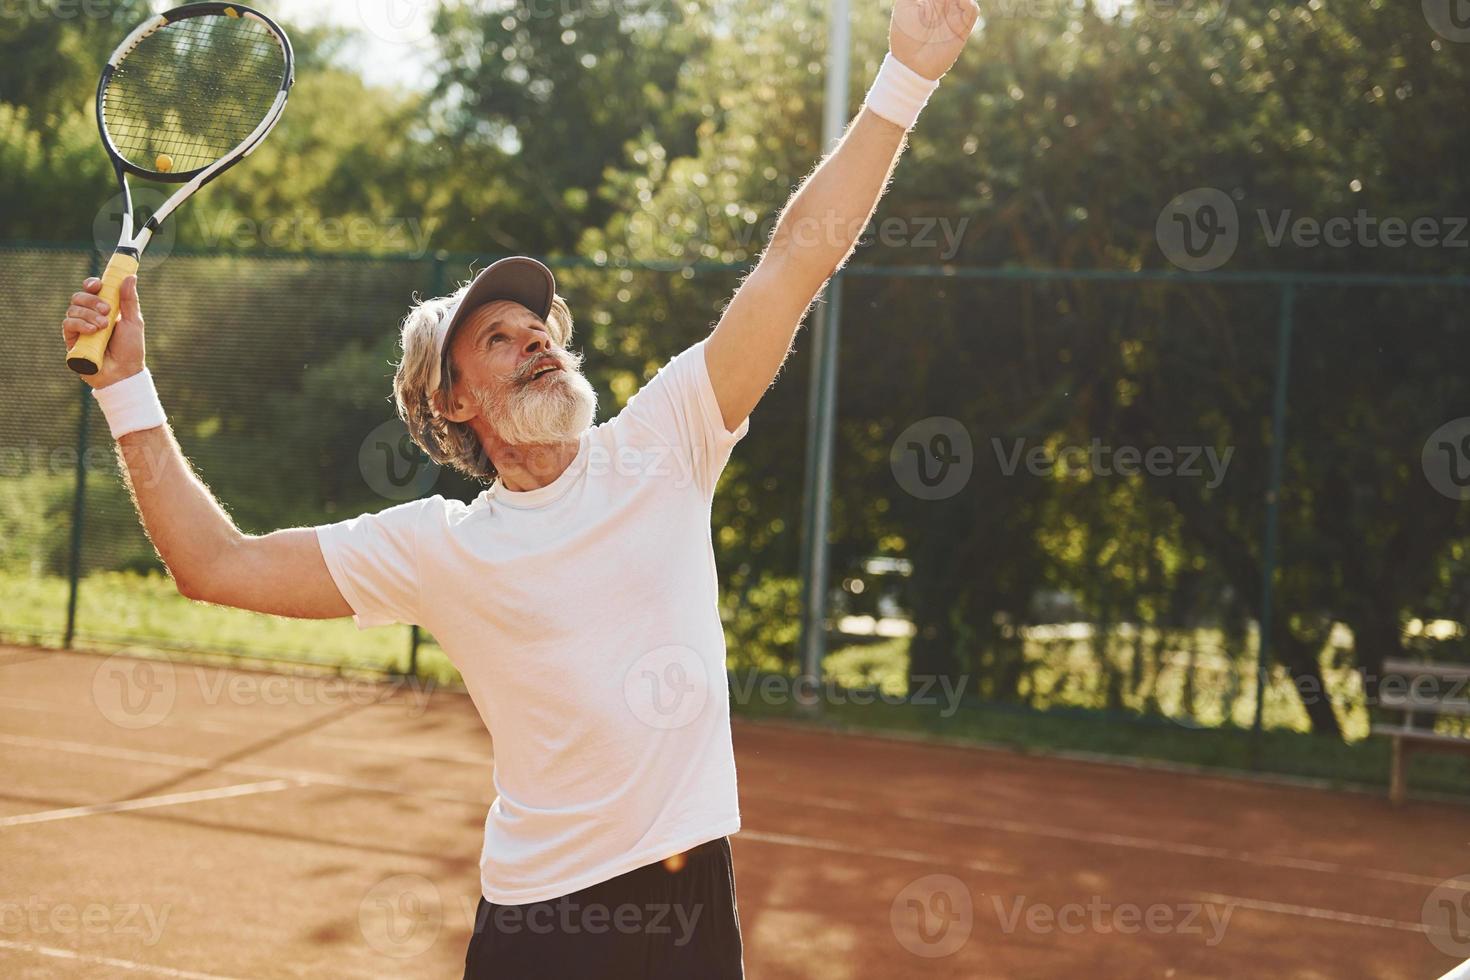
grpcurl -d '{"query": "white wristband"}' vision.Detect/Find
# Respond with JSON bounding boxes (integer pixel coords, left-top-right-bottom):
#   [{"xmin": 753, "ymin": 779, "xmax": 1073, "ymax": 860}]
[
  {"xmin": 863, "ymin": 52, "xmax": 942, "ymax": 130},
  {"xmin": 93, "ymin": 368, "xmax": 167, "ymax": 439}
]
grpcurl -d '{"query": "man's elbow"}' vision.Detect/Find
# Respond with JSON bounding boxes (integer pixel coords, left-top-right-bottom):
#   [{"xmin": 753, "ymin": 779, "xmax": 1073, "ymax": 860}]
[
  {"xmin": 171, "ymin": 538, "xmax": 241, "ymax": 604},
  {"xmin": 173, "ymin": 566, "xmax": 213, "ymax": 603}
]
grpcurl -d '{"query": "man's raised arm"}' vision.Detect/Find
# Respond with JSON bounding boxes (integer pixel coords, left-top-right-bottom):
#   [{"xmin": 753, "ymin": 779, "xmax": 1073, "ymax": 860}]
[
  {"xmin": 705, "ymin": 0, "xmax": 979, "ymax": 433},
  {"xmin": 60, "ymin": 275, "xmax": 352, "ymax": 619}
]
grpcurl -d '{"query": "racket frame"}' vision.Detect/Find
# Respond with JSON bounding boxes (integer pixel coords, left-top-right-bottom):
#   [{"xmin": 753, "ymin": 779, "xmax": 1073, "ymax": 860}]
[
  {"xmin": 69, "ymin": 2, "xmax": 294, "ymax": 375},
  {"xmin": 97, "ymin": 2, "xmax": 296, "ymax": 255}
]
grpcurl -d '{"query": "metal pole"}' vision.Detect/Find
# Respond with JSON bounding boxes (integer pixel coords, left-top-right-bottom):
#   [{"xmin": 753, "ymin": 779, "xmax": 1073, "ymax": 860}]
[
  {"xmin": 64, "ymin": 253, "xmax": 102, "ymax": 649},
  {"xmin": 63, "ymin": 380, "xmax": 91, "ymax": 650},
  {"xmin": 820, "ymin": 0, "xmax": 852, "ymax": 156},
  {"xmin": 1253, "ymin": 282, "xmax": 1295, "ymax": 763},
  {"xmin": 798, "ymin": 279, "xmax": 845, "ymax": 705},
  {"xmin": 796, "ymin": 0, "xmax": 851, "ymax": 713}
]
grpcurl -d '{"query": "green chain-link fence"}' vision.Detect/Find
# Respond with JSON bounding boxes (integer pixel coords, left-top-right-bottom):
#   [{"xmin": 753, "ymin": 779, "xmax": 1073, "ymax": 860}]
[{"xmin": 4, "ymin": 243, "xmax": 1470, "ymax": 790}]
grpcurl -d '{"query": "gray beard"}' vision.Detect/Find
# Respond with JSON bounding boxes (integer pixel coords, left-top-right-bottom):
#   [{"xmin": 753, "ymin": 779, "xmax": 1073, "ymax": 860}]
[{"xmin": 478, "ymin": 366, "xmax": 598, "ymax": 447}]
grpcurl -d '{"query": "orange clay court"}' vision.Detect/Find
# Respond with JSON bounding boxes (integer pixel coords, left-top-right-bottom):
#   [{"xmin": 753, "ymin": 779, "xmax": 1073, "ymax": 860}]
[{"xmin": 0, "ymin": 643, "xmax": 1464, "ymax": 979}]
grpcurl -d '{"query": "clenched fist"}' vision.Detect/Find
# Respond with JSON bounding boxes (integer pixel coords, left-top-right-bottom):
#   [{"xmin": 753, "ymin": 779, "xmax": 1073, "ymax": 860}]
[
  {"xmin": 62, "ymin": 275, "xmax": 146, "ymax": 389},
  {"xmin": 890, "ymin": 0, "xmax": 981, "ymax": 81}
]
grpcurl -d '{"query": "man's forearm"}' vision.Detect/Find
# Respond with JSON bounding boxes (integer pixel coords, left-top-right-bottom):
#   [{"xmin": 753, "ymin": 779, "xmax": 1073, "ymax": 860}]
[
  {"xmin": 64, "ymin": 278, "xmax": 349, "ymax": 617},
  {"xmin": 115, "ymin": 424, "xmax": 244, "ymax": 598},
  {"xmin": 761, "ymin": 107, "xmax": 908, "ymax": 284}
]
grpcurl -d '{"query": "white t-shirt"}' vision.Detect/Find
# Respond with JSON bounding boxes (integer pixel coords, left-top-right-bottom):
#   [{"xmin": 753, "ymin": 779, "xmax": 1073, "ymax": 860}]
[{"xmin": 316, "ymin": 337, "xmax": 749, "ymax": 904}]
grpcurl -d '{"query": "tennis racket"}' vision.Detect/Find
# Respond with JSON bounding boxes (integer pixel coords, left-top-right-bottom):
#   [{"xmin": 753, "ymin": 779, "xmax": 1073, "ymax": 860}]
[{"xmin": 66, "ymin": 2, "xmax": 294, "ymax": 375}]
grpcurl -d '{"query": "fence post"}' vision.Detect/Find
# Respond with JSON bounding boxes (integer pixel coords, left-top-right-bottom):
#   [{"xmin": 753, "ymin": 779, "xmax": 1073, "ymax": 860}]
[
  {"xmin": 63, "ymin": 252, "xmax": 102, "ymax": 649},
  {"xmin": 1253, "ymin": 281, "xmax": 1296, "ymax": 764},
  {"xmin": 63, "ymin": 381, "xmax": 92, "ymax": 649},
  {"xmin": 796, "ymin": 272, "xmax": 843, "ymax": 716}
]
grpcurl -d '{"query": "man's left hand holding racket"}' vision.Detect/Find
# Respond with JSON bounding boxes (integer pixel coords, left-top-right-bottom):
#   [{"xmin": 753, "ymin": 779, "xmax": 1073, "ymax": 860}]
[{"xmin": 64, "ymin": 275, "xmax": 147, "ymax": 391}]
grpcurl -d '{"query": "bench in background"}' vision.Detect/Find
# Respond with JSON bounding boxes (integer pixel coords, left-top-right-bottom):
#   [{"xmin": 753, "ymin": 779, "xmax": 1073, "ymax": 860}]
[{"xmin": 1370, "ymin": 659, "xmax": 1470, "ymax": 805}]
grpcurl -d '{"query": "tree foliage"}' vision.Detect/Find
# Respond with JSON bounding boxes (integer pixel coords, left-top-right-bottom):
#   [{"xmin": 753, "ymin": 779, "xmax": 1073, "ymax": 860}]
[{"xmin": 3, "ymin": 0, "xmax": 1469, "ymax": 738}]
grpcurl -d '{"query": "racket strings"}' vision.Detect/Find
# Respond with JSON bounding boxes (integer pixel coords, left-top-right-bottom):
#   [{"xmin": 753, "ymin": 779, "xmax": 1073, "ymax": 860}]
[{"xmin": 103, "ymin": 16, "xmax": 286, "ymax": 175}]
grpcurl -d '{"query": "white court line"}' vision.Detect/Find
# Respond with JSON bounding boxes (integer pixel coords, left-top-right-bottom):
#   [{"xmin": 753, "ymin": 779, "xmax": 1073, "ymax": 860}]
[
  {"xmin": 900, "ymin": 804, "xmax": 1467, "ymax": 891},
  {"xmin": 738, "ymin": 829, "xmax": 1016, "ymax": 875},
  {"xmin": 752, "ymin": 790, "xmax": 1466, "ymax": 892},
  {"xmin": 0, "ymin": 731, "xmax": 1020, "ymax": 880},
  {"xmin": 738, "ymin": 832, "xmax": 1429, "ymax": 935},
  {"xmin": 1186, "ymin": 891, "xmax": 1430, "ymax": 933},
  {"xmin": 5, "ymin": 731, "xmax": 1458, "ymax": 895},
  {"xmin": 2, "ymin": 729, "xmax": 1458, "ymax": 943},
  {"xmin": 0, "ymin": 780, "xmax": 299, "ymax": 828},
  {"xmin": 0, "ymin": 695, "xmax": 490, "ymax": 766},
  {"xmin": 0, "ymin": 732, "xmax": 488, "ymax": 809},
  {"xmin": 0, "ymin": 731, "xmax": 1446, "ymax": 940},
  {"xmin": 0, "ymin": 937, "xmax": 246, "ymax": 979},
  {"xmin": 0, "ymin": 732, "xmax": 261, "ymax": 774}
]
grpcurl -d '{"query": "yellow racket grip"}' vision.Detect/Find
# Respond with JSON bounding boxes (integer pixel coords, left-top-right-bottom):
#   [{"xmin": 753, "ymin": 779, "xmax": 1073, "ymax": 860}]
[{"xmin": 67, "ymin": 252, "xmax": 138, "ymax": 376}]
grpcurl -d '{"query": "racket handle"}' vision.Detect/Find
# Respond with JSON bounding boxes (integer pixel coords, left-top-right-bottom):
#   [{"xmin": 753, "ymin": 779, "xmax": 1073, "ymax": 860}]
[{"xmin": 67, "ymin": 252, "xmax": 139, "ymax": 376}]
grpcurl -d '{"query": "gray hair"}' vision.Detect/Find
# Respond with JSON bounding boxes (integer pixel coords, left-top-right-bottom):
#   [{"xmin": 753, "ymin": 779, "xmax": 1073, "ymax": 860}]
[{"xmin": 394, "ymin": 282, "xmax": 577, "ymax": 484}]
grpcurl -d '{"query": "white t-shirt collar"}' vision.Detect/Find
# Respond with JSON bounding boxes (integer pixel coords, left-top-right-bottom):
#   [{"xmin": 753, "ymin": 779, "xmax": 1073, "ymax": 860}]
[{"xmin": 484, "ymin": 429, "xmax": 592, "ymax": 510}]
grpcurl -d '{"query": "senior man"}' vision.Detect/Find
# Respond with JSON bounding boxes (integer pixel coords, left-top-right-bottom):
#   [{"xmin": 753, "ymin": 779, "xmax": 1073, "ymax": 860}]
[{"xmin": 59, "ymin": 2, "xmax": 977, "ymax": 975}]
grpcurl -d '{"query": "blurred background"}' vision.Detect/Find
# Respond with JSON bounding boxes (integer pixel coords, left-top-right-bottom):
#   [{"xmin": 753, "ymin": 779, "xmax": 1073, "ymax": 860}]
[{"xmin": 3, "ymin": 0, "xmax": 1470, "ymax": 796}]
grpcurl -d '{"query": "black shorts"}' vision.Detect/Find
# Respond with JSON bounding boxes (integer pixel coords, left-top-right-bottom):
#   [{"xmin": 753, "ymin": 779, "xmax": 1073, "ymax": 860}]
[{"xmin": 463, "ymin": 836, "xmax": 744, "ymax": 979}]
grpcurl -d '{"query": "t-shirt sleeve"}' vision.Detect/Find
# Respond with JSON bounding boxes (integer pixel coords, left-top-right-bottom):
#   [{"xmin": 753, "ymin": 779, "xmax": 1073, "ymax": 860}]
[
  {"xmin": 615, "ymin": 336, "xmax": 751, "ymax": 497},
  {"xmin": 315, "ymin": 496, "xmax": 440, "ymax": 630}
]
